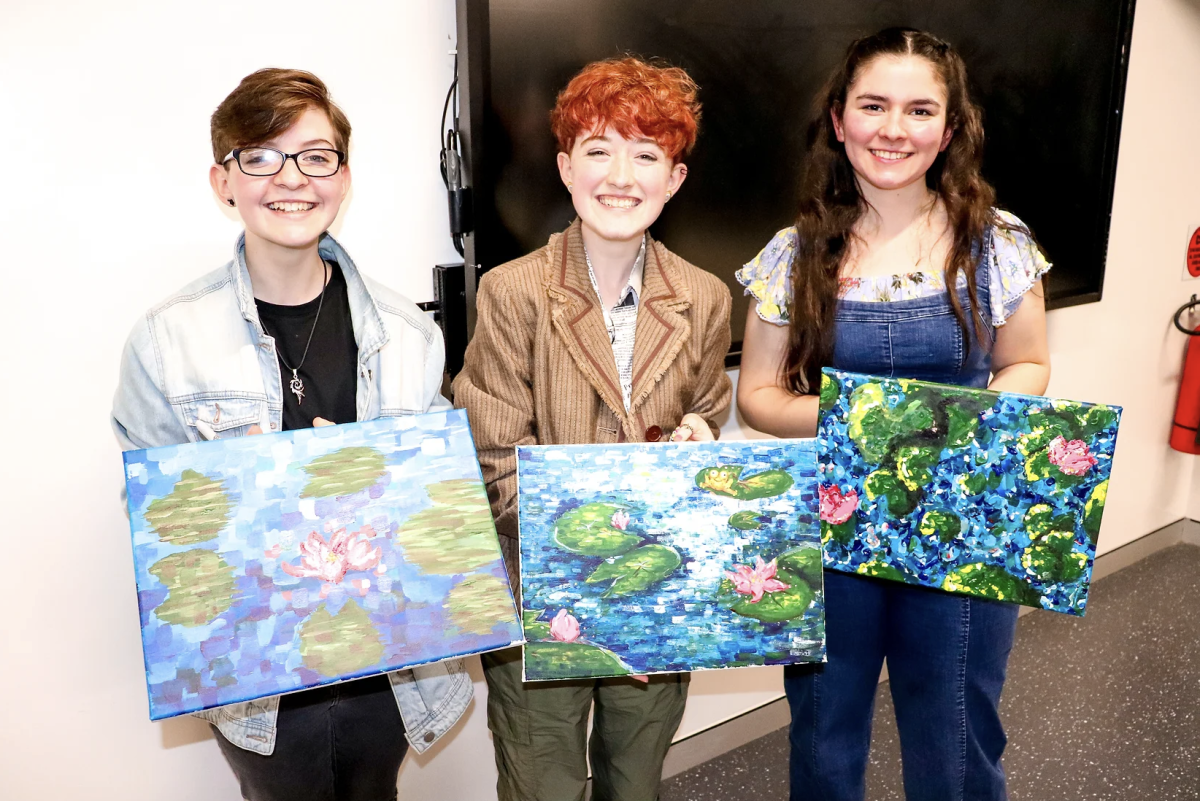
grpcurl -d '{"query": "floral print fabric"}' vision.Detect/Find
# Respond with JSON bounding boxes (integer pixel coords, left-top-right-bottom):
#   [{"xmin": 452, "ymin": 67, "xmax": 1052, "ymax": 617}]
[{"xmin": 735, "ymin": 209, "xmax": 1051, "ymax": 326}]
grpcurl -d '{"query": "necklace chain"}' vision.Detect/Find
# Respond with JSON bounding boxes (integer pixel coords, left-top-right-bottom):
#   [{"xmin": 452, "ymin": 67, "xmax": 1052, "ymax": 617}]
[{"xmin": 266, "ymin": 260, "xmax": 328, "ymax": 406}]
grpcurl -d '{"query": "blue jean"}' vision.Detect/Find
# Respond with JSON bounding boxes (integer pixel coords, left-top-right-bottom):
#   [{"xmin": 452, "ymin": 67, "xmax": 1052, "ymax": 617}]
[
  {"xmin": 213, "ymin": 674, "xmax": 408, "ymax": 801},
  {"xmin": 785, "ymin": 570, "xmax": 1019, "ymax": 801}
]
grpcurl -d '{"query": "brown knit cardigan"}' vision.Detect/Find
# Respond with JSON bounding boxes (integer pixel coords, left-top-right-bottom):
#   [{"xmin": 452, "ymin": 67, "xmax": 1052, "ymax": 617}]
[{"xmin": 453, "ymin": 220, "xmax": 733, "ymax": 591}]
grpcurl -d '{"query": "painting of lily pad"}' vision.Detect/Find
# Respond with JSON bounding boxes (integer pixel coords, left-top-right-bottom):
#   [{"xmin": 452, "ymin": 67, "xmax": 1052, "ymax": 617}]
[
  {"xmin": 818, "ymin": 368, "xmax": 1122, "ymax": 616},
  {"xmin": 517, "ymin": 440, "xmax": 825, "ymax": 681},
  {"xmin": 122, "ymin": 409, "xmax": 522, "ymax": 720}
]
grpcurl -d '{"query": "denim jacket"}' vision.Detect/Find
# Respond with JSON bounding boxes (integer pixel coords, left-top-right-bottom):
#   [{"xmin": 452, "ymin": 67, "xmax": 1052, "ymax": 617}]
[{"xmin": 112, "ymin": 232, "xmax": 473, "ymax": 756}]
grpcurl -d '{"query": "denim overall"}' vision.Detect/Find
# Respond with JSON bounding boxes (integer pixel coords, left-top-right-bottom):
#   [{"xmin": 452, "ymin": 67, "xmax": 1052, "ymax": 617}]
[{"xmin": 786, "ymin": 251, "xmax": 1021, "ymax": 801}]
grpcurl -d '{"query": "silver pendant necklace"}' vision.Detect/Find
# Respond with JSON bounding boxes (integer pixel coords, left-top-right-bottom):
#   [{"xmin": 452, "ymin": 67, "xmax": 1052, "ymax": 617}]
[{"xmin": 267, "ymin": 260, "xmax": 328, "ymax": 405}]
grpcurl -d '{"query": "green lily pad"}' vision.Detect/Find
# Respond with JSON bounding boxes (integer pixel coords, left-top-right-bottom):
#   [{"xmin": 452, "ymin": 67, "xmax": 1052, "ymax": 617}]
[
  {"xmin": 1024, "ymin": 504, "xmax": 1078, "ymax": 540},
  {"xmin": 819, "ymin": 372, "xmax": 840, "ymax": 410},
  {"xmin": 777, "ymin": 547, "xmax": 824, "ymax": 586},
  {"xmin": 956, "ymin": 469, "xmax": 1003, "ymax": 497},
  {"xmin": 446, "ymin": 573, "xmax": 515, "ymax": 636},
  {"xmin": 1022, "ymin": 533, "xmax": 1088, "ymax": 584},
  {"xmin": 855, "ymin": 560, "xmax": 907, "ymax": 582},
  {"xmin": 1083, "ymin": 480, "xmax": 1108, "ymax": 544},
  {"xmin": 396, "ymin": 479, "xmax": 505, "ymax": 574},
  {"xmin": 551, "ymin": 502, "xmax": 641, "ymax": 557},
  {"xmin": 521, "ymin": 609, "xmax": 551, "ymax": 640},
  {"xmin": 821, "ymin": 518, "xmax": 857, "ymax": 546},
  {"xmin": 144, "ymin": 469, "xmax": 233, "ymax": 546},
  {"xmin": 299, "ymin": 600, "xmax": 384, "ymax": 677},
  {"xmin": 729, "ymin": 511, "xmax": 766, "ymax": 530},
  {"xmin": 586, "ymin": 545, "xmax": 681, "ymax": 596},
  {"xmin": 945, "ymin": 401, "xmax": 982, "ymax": 448},
  {"xmin": 942, "ymin": 563, "xmax": 1041, "ymax": 606},
  {"xmin": 1017, "ymin": 410, "xmax": 1077, "ymax": 457},
  {"xmin": 919, "ymin": 509, "xmax": 962, "ymax": 543},
  {"xmin": 736, "ymin": 470, "xmax": 795, "ymax": 500},
  {"xmin": 728, "ymin": 567, "xmax": 814, "ymax": 622},
  {"xmin": 896, "ymin": 445, "xmax": 939, "ymax": 491},
  {"xmin": 301, "ymin": 446, "xmax": 388, "ymax": 498},
  {"xmin": 696, "ymin": 467, "xmax": 793, "ymax": 500},
  {"xmin": 864, "ymin": 469, "xmax": 915, "ymax": 516},
  {"xmin": 1078, "ymin": 405, "xmax": 1118, "ymax": 439},
  {"xmin": 149, "ymin": 548, "xmax": 237, "ymax": 627},
  {"xmin": 523, "ymin": 641, "xmax": 631, "ymax": 678},
  {"xmin": 847, "ymin": 382, "xmax": 936, "ymax": 463}
]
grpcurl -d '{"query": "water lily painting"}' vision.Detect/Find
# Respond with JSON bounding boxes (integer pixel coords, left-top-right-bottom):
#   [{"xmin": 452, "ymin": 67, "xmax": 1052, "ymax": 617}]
[
  {"xmin": 818, "ymin": 369, "xmax": 1121, "ymax": 616},
  {"xmin": 517, "ymin": 440, "xmax": 825, "ymax": 681},
  {"xmin": 123, "ymin": 409, "xmax": 522, "ymax": 720}
]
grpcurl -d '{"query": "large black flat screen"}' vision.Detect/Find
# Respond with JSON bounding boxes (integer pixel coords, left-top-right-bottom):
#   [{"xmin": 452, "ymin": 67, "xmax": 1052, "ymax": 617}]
[{"xmin": 457, "ymin": 0, "xmax": 1135, "ymax": 363}]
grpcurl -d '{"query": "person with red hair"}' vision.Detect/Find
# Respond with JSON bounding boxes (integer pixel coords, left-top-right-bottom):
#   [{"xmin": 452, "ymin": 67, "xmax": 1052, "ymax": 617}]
[{"xmin": 454, "ymin": 57, "xmax": 732, "ymax": 801}]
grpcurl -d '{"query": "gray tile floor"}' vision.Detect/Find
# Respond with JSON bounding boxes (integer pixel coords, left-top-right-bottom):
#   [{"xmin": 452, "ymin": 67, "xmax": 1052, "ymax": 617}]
[{"xmin": 660, "ymin": 544, "xmax": 1200, "ymax": 801}]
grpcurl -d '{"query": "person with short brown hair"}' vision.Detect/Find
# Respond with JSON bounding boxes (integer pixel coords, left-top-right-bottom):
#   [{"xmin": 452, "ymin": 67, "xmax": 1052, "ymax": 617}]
[
  {"xmin": 454, "ymin": 56, "xmax": 732, "ymax": 801},
  {"xmin": 112, "ymin": 68, "xmax": 472, "ymax": 801}
]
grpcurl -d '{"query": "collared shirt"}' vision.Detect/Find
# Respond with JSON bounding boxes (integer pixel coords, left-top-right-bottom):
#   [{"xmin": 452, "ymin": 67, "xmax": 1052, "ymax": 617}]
[{"xmin": 583, "ymin": 236, "xmax": 646, "ymax": 411}]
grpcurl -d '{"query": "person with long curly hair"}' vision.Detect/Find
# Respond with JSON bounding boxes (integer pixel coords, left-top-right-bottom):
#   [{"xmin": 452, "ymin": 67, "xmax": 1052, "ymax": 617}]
[
  {"xmin": 454, "ymin": 56, "xmax": 732, "ymax": 801},
  {"xmin": 737, "ymin": 28, "xmax": 1051, "ymax": 801}
]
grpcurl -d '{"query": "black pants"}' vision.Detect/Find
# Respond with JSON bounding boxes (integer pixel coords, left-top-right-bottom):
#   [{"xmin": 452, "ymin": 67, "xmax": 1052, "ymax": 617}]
[{"xmin": 214, "ymin": 675, "xmax": 409, "ymax": 801}]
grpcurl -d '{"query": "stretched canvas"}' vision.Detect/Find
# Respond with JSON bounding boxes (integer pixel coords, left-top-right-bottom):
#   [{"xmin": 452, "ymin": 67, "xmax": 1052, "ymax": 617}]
[
  {"xmin": 517, "ymin": 440, "xmax": 824, "ymax": 681},
  {"xmin": 818, "ymin": 369, "xmax": 1121, "ymax": 615},
  {"xmin": 123, "ymin": 409, "xmax": 522, "ymax": 720}
]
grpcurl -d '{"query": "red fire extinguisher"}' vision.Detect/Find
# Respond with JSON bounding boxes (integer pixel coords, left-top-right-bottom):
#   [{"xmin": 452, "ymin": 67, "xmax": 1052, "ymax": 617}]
[{"xmin": 1170, "ymin": 295, "xmax": 1200, "ymax": 454}]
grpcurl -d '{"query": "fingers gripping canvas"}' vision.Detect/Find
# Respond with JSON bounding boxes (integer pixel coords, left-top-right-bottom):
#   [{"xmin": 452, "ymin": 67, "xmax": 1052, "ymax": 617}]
[
  {"xmin": 517, "ymin": 440, "xmax": 825, "ymax": 681},
  {"xmin": 123, "ymin": 409, "xmax": 522, "ymax": 720},
  {"xmin": 818, "ymin": 369, "xmax": 1121, "ymax": 615}
]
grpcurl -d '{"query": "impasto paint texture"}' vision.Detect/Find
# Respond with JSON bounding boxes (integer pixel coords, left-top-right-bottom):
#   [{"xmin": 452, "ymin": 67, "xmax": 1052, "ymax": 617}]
[
  {"xmin": 517, "ymin": 440, "xmax": 825, "ymax": 681},
  {"xmin": 818, "ymin": 369, "xmax": 1121, "ymax": 615},
  {"xmin": 123, "ymin": 410, "xmax": 522, "ymax": 720}
]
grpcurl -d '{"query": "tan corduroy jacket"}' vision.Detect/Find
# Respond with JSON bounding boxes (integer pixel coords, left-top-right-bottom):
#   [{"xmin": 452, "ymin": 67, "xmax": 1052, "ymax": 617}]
[{"xmin": 453, "ymin": 220, "xmax": 733, "ymax": 590}]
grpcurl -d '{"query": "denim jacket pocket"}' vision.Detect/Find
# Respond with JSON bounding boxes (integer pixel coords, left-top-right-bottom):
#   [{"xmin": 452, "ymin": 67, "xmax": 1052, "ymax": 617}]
[{"xmin": 179, "ymin": 398, "xmax": 263, "ymax": 438}]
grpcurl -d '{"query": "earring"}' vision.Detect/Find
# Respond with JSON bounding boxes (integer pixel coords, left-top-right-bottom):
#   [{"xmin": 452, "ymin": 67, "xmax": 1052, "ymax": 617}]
[
  {"xmin": 567, "ymin": 182, "xmax": 573, "ymax": 192},
  {"xmin": 227, "ymin": 198, "xmax": 236, "ymax": 207},
  {"xmin": 665, "ymin": 191, "xmax": 672, "ymax": 201}
]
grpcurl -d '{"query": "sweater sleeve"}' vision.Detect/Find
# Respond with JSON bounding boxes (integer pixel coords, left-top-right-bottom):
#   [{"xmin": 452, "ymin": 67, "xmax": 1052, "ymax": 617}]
[{"xmin": 452, "ymin": 269, "xmax": 537, "ymax": 542}]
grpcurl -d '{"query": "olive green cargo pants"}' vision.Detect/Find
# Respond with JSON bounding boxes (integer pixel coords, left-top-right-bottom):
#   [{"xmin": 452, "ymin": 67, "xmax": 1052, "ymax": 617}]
[{"xmin": 482, "ymin": 647, "xmax": 688, "ymax": 801}]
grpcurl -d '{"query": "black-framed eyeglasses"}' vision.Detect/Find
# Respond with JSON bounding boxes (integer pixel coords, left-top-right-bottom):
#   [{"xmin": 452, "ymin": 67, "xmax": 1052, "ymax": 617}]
[{"xmin": 221, "ymin": 147, "xmax": 346, "ymax": 177}]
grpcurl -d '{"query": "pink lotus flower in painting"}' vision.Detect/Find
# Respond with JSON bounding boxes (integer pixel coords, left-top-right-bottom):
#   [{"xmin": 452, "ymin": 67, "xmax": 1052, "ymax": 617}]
[
  {"xmin": 1047, "ymin": 436, "xmax": 1098, "ymax": 476},
  {"xmin": 550, "ymin": 609, "xmax": 581, "ymax": 642},
  {"xmin": 819, "ymin": 485, "xmax": 859, "ymax": 525},
  {"xmin": 280, "ymin": 527, "xmax": 381, "ymax": 584},
  {"xmin": 610, "ymin": 510, "xmax": 631, "ymax": 530},
  {"xmin": 725, "ymin": 557, "xmax": 790, "ymax": 604}
]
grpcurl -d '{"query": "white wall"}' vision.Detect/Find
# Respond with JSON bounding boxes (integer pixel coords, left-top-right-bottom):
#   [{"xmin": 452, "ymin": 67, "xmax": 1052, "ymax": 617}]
[{"xmin": 4, "ymin": 0, "xmax": 1200, "ymax": 798}]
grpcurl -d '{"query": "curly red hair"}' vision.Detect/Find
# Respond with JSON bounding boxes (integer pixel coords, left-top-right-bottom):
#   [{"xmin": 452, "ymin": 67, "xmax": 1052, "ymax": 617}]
[{"xmin": 550, "ymin": 57, "xmax": 701, "ymax": 161}]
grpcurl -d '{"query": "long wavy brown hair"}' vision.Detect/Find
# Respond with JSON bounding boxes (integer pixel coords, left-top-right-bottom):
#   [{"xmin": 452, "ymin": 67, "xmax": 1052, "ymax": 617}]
[{"xmin": 784, "ymin": 28, "xmax": 1004, "ymax": 394}]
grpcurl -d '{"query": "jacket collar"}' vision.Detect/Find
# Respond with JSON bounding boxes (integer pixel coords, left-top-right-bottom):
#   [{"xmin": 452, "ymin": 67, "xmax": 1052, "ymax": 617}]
[
  {"xmin": 228, "ymin": 232, "xmax": 388, "ymax": 360},
  {"xmin": 546, "ymin": 220, "xmax": 692, "ymax": 418}
]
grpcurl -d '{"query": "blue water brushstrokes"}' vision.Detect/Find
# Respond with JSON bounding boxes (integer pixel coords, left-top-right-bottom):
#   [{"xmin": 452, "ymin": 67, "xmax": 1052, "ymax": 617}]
[
  {"xmin": 517, "ymin": 440, "xmax": 824, "ymax": 679},
  {"xmin": 123, "ymin": 409, "xmax": 522, "ymax": 720}
]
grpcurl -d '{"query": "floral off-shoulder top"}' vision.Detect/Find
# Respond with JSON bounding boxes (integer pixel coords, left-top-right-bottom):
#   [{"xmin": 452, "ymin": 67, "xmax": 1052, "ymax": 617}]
[{"xmin": 735, "ymin": 209, "xmax": 1051, "ymax": 326}]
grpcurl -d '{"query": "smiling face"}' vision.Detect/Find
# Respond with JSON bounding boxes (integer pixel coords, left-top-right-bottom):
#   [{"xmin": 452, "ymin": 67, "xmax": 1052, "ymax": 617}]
[
  {"xmin": 833, "ymin": 54, "xmax": 953, "ymax": 195},
  {"xmin": 209, "ymin": 106, "xmax": 350, "ymax": 257},
  {"xmin": 556, "ymin": 125, "xmax": 687, "ymax": 248}
]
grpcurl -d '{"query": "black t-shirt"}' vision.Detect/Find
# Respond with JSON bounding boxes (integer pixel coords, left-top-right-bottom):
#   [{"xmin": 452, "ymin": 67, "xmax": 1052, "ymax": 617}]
[{"xmin": 256, "ymin": 262, "xmax": 358, "ymax": 432}]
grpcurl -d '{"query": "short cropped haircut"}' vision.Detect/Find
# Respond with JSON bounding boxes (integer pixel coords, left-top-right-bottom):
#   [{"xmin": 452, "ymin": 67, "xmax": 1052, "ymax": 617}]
[
  {"xmin": 550, "ymin": 57, "xmax": 701, "ymax": 161},
  {"xmin": 210, "ymin": 68, "xmax": 352, "ymax": 165}
]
